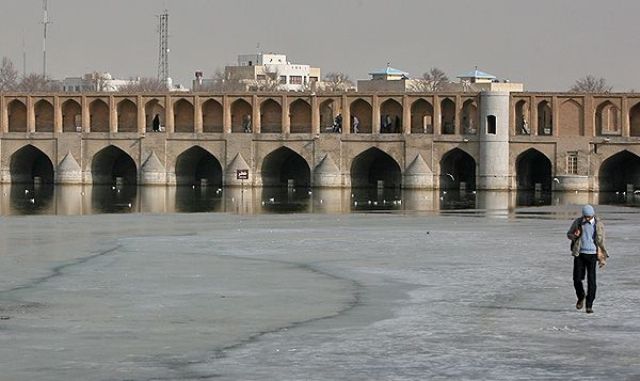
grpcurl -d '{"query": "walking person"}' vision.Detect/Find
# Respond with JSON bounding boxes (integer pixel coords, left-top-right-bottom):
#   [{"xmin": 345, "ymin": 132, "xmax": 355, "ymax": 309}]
[{"xmin": 567, "ymin": 204, "xmax": 608, "ymax": 314}]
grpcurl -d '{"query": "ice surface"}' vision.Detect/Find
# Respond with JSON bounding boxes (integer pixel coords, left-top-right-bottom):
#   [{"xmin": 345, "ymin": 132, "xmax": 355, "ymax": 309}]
[{"xmin": 0, "ymin": 205, "xmax": 639, "ymax": 380}]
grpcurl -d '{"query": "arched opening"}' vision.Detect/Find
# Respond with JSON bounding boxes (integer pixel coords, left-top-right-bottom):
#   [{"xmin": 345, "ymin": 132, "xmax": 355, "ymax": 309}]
[
  {"xmin": 117, "ymin": 99, "xmax": 137, "ymax": 132},
  {"xmin": 145, "ymin": 99, "xmax": 165, "ymax": 132},
  {"xmin": 261, "ymin": 147, "xmax": 310, "ymax": 188},
  {"xmin": 202, "ymin": 99, "xmax": 223, "ymax": 133},
  {"xmin": 596, "ymin": 101, "xmax": 620, "ymax": 136},
  {"xmin": 174, "ymin": 99, "xmax": 194, "ymax": 133},
  {"xmin": 630, "ymin": 103, "xmax": 640, "ymax": 137},
  {"xmin": 515, "ymin": 100, "xmax": 530, "ymax": 135},
  {"xmin": 537, "ymin": 101, "xmax": 552, "ymax": 135},
  {"xmin": 516, "ymin": 149, "xmax": 552, "ymax": 191},
  {"xmin": 8, "ymin": 100, "xmax": 27, "ymax": 132},
  {"xmin": 599, "ymin": 150, "xmax": 640, "ymax": 192},
  {"xmin": 175, "ymin": 146, "xmax": 223, "ymax": 187},
  {"xmin": 559, "ymin": 99, "xmax": 583, "ymax": 136},
  {"xmin": 34, "ymin": 99, "xmax": 54, "ymax": 132},
  {"xmin": 62, "ymin": 99, "xmax": 82, "ymax": 132},
  {"xmin": 261, "ymin": 99, "xmax": 282, "ymax": 133},
  {"xmin": 411, "ymin": 99, "xmax": 433, "ymax": 134},
  {"xmin": 350, "ymin": 98, "xmax": 372, "ymax": 133},
  {"xmin": 231, "ymin": 99, "xmax": 252, "ymax": 133},
  {"xmin": 10, "ymin": 145, "xmax": 54, "ymax": 184},
  {"xmin": 461, "ymin": 99, "xmax": 478, "ymax": 134},
  {"xmin": 441, "ymin": 98, "xmax": 456, "ymax": 134},
  {"xmin": 320, "ymin": 99, "xmax": 337, "ymax": 133},
  {"xmin": 91, "ymin": 145, "xmax": 137, "ymax": 185},
  {"xmin": 90, "ymin": 99, "xmax": 110, "ymax": 132},
  {"xmin": 289, "ymin": 99, "xmax": 311, "ymax": 133},
  {"xmin": 440, "ymin": 148, "xmax": 476, "ymax": 190},
  {"xmin": 350, "ymin": 147, "xmax": 401, "ymax": 188},
  {"xmin": 380, "ymin": 99, "xmax": 402, "ymax": 133}
]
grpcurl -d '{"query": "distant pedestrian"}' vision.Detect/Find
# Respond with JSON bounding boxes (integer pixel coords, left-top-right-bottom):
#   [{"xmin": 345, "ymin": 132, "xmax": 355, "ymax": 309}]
[
  {"xmin": 152, "ymin": 114, "xmax": 160, "ymax": 132},
  {"xmin": 567, "ymin": 204, "xmax": 608, "ymax": 314},
  {"xmin": 333, "ymin": 114, "xmax": 343, "ymax": 133},
  {"xmin": 243, "ymin": 114, "xmax": 252, "ymax": 133},
  {"xmin": 352, "ymin": 115, "xmax": 360, "ymax": 133}
]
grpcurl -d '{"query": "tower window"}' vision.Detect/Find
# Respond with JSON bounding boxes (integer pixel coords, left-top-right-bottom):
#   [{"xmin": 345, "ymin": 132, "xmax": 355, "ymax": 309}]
[{"xmin": 487, "ymin": 115, "xmax": 497, "ymax": 134}]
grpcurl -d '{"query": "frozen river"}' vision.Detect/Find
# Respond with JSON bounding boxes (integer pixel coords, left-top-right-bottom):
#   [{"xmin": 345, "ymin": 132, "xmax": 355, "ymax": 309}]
[{"xmin": 0, "ymin": 205, "xmax": 639, "ymax": 380}]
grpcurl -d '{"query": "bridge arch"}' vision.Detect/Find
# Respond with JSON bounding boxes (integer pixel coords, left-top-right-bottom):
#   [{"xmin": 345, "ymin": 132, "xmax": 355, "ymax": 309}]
[
  {"xmin": 441, "ymin": 98, "xmax": 456, "ymax": 134},
  {"xmin": 595, "ymin": 100, "xmax": 620, "ymax": 136},
  {"xmin": 62, "ymin": 99, "xmax": 82, "ymax": 132},
  {"xmin": 350, "ymin": 98, "xmax": 372, "ymax": 133},
  {"xmin": 440, "ymin": 148, "xmax": 476, "ymax": 190},
  {"xmin": 380, "ymin": 98, "xmax": 402, "ymax": 133},
  {"xmin": 34, "ymin": 99, "xmax": 54, "ymax": 132},
  {"xmin": 598, "ymin": 150, "xmax": 640, "ymax": 192},
  {"xmin": 261, "ymin": 146, "xmax": 310, "ymax": 187},
  {"xmin": 461, "ymin": 99, "xmax": 478, "ymax": 134},
  {"xmin": 90, "ymin": 99, "xmax": 110, "ymax": 132},
  {"xmin": 175, "ymin": 146, "xmax": 223, "ymax": 187},
  {"xmin": 202, "ymin": 99, "xmax": 223, "ymax": 133},
  {"xmin": 261, "ymin": 98, "xmax": 282, "ymax": 133},
  {"xmin": 8, "ymin": 99, "xmax": 27, "ymax": 132},
  {"xmin": 630, "ymin": 102, "xmax": 640, "ymax": 137},
  {"xmin": 289, "ymin": 98, "xmax": 311, "ymax": 133},
  {"xmin": 174, "ymin": 98, "xmax": 194, "ymax": 132},
  {"xmin": 117, "ymin": 99, "xmax": 137, "ymax": 132},
  {"xmin": 10, "ymin": 145, "xmax": 54, "ymax": 183},
  {"xmin": 515, "ymin": 99, "xmax": 530, "ymax": 135},
  {"xmin": 537, "ymin": 100, "xmax": 552, "ymax": 135},
  {"xmin": 350, "ymin": 147, "xmax": 401, "ymax": 188},
  {"xmin": 320, "ymin": 98, "xmax": 337, "ymax": 133},
  {"xmin": 91, "ymin": 145, "xmax": 137, "ymax": 185},
  {"xmin": 231, "ymin": 98, "xmax": 252, "ymax": 133},
  {"xmin": 411, "ymin": 98, "xmax": 433, "ymax": 134},
  {"xmin": 559, "ymin": 99, "xmax": 583, "ymax": 136},
  {"xmin": 145, "ymin": 98, "xmax": 165, "ymax": 132},
  {"xmin": 516, "ymin": 148, "xmax": 552, "ymax": 191}
]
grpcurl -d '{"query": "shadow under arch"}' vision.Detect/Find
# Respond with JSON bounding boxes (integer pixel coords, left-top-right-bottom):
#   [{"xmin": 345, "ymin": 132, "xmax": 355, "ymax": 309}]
[
  {"xmin": 175, "ymin": 146, "xmax": 223, "ymax": 187},
  {"xmin": 516, "ymin": 148, "xmax": 552, "ymax": 191},
  {"xmin": 599, "ymin": 150, "xmax": 640, "ymax": 192},
  {"xmin": 350, "ymin": 147, "xmax": 401, "ymax": 188},
  {"xmin": 91, "ymin": 145, "xmax": 137, "ymax": 185},
  {"xmin": 261, "ymin": 146, "xmax": 310, "ymax": 187},
  {"xmin": 10, "ymin": 145, "xmax": 55, "ymax": 184},
  {"xmin": 440, "ymin": 148, "xmax": 475, "ymax": 190}
]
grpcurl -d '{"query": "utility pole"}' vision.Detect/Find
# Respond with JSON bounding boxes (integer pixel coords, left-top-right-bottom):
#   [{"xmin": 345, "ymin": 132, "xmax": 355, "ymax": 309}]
[
  {"xmin": 157, "ymin": 9, "xmax": 169, "ymax": 89},
  {"xmin": 41, "ymin": 0, "xmax": 52, "ymax": 77}
]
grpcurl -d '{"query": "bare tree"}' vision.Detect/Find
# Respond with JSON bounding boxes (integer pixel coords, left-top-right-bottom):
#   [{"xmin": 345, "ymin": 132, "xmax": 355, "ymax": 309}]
[
  {"xmin": 570, "ymin": 75, "xmax": 612, "ymax": 93},
  {"xmin": 421, "ymin": 67, "xmax": 449, "ymax": 91},
  {"xmin": 321, "ymin": 72, "xmax": 355, "ymax": 92},
  {"xmin": 18, "ymin": 73, "xmax": 56, "ymax": 92},
  {"xmin": 0, "ymin": 57, "xmax": 19, "ymax": 91},
  {"xmin": 118, "ymin": 77, "xmax": 168, "ymax": 93}
]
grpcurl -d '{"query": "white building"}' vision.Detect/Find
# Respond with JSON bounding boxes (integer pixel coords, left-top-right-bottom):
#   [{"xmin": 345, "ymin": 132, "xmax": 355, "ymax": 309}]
[{"xmin": 61, "ymin": 72, "xmax": 138, "ymax": 92}]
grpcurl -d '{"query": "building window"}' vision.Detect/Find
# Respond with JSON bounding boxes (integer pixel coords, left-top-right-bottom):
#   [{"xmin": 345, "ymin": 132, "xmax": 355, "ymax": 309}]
[
  {"xmin": 290, "ymin": 76, "xmax": 303, "ymax": 85},
  {"xmin": 256, "ymin": 75, "xmax": 266, "ymax": 81},
  {"xmin": 567, "ymin": 152, "xmax": 578, "ymax": 175},
  {"xmin": 279, "ymin": 76, "xmax": 287, "ymax": 84},
  {"xmin": 309, "ymin": 76, "xmax": 318, "ymax": 83},
  {"xmin": 487, "ymin": 115, "xmax": 497, "ymax": 134}
]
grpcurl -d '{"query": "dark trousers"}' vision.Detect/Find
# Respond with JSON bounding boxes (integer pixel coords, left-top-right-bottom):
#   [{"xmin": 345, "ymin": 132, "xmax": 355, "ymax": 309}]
[{"xmin": 573, "ymin": 253, "xmax": 598, "ymax": 308}]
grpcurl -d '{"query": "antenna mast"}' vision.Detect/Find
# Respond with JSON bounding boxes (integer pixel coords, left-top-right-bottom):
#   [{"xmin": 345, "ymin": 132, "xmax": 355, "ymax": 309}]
[
  {"xmin": 157, "ymin": 9, "xmax": 169, "ymax": 88},
  {"xmin": 42, "ymin": 0, "xmax": 52, "ymax": 77}
]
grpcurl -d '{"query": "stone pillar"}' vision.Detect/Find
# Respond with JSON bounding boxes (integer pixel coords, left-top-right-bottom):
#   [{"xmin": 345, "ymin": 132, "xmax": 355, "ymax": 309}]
[
  {"xmin": 552, "ymin": 96, "xmax": 559, "ymax": 137},
  {"xmin": 282, "ymin": 95, "xmax": 290, "ymax": 134},
  {"xmin": 109, "ymin": 96, "xmax": 117, "ymax": 133},
  {"xmin": 223, "ymin": 95, "xmax": 231, "ymax": 134},
  {"xmin": 402, "ymin": 95, "xmax": 411, "ymax": 135},
  {"xmin": 622, "ymin": 96, "xmax": 630, "ymax": 137},
  {"xmin": 530, "ymin": 96, "xmax": 538, "ymax": 136},
  {"xmin": 0, "ymin": 96, "xmax": 7, "ymax": 133},
  {"xmin": 165, "ymin": 95, "xmax": 174, "ymax": 133},
  {"xmin": 252, "ymin": 95, "xmax": 260, "ymax": 133},
  {"xmin": 584, "ymin": 95, "xmax": 594, "ymax": 137},
  {"xmin": 81, "ymin": 96, "xmax": 90, "ymax": 133},
  {"xmin": 194, "ymin": 95, "xmax": 203, "ymax": 133},
  {"xmin": 433, "ymin": 95, "xmax": 441, "ymax": 136},
  {"xmin": 508, "ymin": 96, "xmax": 515, "ymax": 136},
  {"xmin": 455, "ymin": 95, "xmax": 462, "ymax": 134},
  {"xmin": 137, "ymin": 95, "xmax": 145, "ymax": 133},
  {"xmin": 372, "ymin": 95, "xmax": 380, "ymax": 134},
  {"xmin": 341, "ymin": 95, "xmax": 350, "ymax": 135},
  {"xmin": 478, "ymin": 91, "xmax": 511, "ymax": 190},
  {"xmin": 27, "ymin": 96, "xmax": 35, "ymax": 133},
  {"xmin": 53, "ymin": 96, "xmax": 62, "ymax": 133},
  {"xmin": 311, "ymin": 95, "xmax": 320, "ymax": 135}
]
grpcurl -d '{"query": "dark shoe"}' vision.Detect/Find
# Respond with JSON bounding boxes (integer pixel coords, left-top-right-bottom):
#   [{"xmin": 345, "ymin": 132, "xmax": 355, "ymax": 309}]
[
  {"xmin": 586, "ymin": 308, "xmax": 594, "ymax": 314},
  {"xmin": 576, "ymin": 298, "xmax": 585, "ymax": 310}
]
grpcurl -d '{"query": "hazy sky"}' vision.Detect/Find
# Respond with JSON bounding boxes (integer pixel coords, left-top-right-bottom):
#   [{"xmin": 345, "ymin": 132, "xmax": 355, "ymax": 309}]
[{"xmin": 1, "ymin": 0, "xmax": 639, "ymax": 91}]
